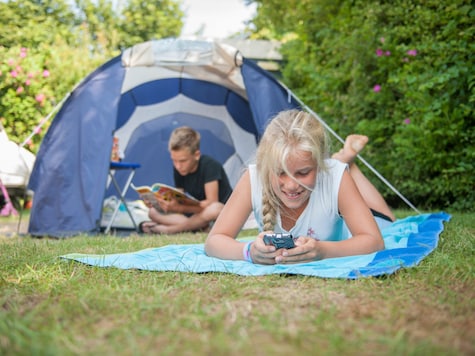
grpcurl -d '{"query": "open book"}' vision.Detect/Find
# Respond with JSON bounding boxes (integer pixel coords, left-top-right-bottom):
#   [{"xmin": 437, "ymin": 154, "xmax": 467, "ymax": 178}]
[{"xmin": 131, "ymin": 183, "xmax": 199, "ymax": 210}]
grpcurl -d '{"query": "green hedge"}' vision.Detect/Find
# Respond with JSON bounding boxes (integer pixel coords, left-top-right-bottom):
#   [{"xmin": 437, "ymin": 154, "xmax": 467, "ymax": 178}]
[{"xmin": 274, "ymin": 0, "xmax": 474, "ymax": 210}]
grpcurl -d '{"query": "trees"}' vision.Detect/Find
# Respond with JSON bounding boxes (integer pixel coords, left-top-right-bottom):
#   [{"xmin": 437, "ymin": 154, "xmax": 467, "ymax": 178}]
[
  {"xmin": 248, "ymin": 0, "xmax": 474, "ymax": 210},
  {"xmin": 0, "ymin": 0, "xmax": 183, "ymax": 151}
]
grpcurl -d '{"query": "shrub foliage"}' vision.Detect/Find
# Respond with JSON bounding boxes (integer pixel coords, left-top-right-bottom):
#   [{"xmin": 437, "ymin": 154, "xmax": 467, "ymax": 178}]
[
  {"xmin": 0, "ymin": 0, "xmax": 182, "ymax": 152},
  {"xmin": 250, "ymin": 0, "xmax": 474, "ymax": 210}
]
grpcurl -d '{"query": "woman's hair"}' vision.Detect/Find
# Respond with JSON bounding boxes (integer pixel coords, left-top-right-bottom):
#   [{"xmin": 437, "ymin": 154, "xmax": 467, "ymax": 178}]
[
  {"xmin": 256, "ymin": 109, "xmax": 330, "ymax": 230},
  {"xmin": 168, "ymin": 126, "xmax": 200, "ymax": 153}
]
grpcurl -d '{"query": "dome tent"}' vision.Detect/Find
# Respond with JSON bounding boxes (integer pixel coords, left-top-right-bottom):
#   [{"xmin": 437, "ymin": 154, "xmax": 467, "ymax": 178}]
[{"xmin": 27, "ymin": 38, "xmax": 300, "ymax": 237}]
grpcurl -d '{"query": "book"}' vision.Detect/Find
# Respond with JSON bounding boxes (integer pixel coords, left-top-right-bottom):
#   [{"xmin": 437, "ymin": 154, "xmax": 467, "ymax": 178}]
[{"xmin": 131, "ymin": 182, "xmax": 199, "ymax": 210}]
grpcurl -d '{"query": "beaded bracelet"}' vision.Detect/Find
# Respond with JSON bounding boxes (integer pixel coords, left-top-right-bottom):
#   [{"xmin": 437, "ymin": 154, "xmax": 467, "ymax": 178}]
[{"xmin": 242, "ymin": 241, "xmax": 253, "ymax": 263}]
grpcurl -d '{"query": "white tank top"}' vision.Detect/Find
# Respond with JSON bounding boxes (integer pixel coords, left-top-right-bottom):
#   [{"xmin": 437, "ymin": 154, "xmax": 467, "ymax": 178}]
[{"xmin": 249, "ymin": 159, "xmax": 350, "ymax": 241}]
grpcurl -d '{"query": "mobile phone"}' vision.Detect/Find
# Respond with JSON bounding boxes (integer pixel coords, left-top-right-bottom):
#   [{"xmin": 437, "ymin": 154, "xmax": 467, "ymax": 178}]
[{"xmin": 263, "ymin": 233, "xmax": 295, "ymax": 249}]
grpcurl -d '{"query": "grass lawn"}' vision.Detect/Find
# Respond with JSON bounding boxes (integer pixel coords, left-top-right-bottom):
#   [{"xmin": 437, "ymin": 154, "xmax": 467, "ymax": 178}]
[{"xmin": 0, "ymin": 210, "xmax": 473, "ymax": 355}]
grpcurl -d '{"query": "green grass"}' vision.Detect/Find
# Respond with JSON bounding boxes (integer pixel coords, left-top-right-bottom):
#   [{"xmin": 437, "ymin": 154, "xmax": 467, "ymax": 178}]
[{"xmin": 0, "ymin": 211, "xmax": 474, "ymax": 355}]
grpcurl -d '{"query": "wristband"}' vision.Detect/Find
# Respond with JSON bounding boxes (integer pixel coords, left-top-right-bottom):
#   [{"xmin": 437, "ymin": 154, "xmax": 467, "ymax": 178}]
[{"xmin": 242, "ymin": 241, "xmax": 253, "ymax": 263}]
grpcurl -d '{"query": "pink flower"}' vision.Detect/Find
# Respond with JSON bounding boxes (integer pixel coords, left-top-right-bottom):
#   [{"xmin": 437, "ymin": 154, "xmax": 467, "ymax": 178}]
[
  {"xmin": 373, "ymin": 85, "xmax": 381, "ymax": 93},
  {"xmin": 16, "ymin": 86, "xmax": 24, "ymax": 94},
  {"xmin": 7, "ymin": 59, "xmax": 14, "ymax": 66},
  {"xmin": 33, "ymin": 126, "xmax": 42, "ymax": 134},
  {"xmin": 380, "ymin": 37, "xmax": 385, "ymax": 43},
  {"xmin": 20, "ymin": 51, "xmax": 26, "ymax": 58},
  {"xmin": 10, "ymin": 70, "xmax": 18, "ymax": 78},
  {"xmin": 25, "ymin": 79, "xmax": 31, "ymax": 86},
  {"xmin": 385, "ymin": 51, "xmax": 391, "ymax": 56},
  {"xmin": 27, "ymin": 72, "xmax": 34, "ymax": 78},
  {"xmin": 376, "ymin": 48, "xmax": 383, "ymax": 57},
  {"xmin": 42, "ymin": 70, "xmax": 50, "ymax": 78},
  {"xmin": 407, "ymin": 49, "xmax": 417, "ymax": 56},
  {"xmin": 403, "ymin": 118, "xmax": 411, "ymax": 124},
  {"xmin": 35, "ymin": 93, "xmax": 46, "ymax": 103}
]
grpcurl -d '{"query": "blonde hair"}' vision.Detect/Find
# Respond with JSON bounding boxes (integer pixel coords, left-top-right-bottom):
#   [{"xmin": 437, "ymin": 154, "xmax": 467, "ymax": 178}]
[
  {"xmin": 256, "ymin": 109, "xmax": 330, "ymax": 231},
  {"xmin": 168, "ymin": 126, "xmax": 200, "ymax": 153}
]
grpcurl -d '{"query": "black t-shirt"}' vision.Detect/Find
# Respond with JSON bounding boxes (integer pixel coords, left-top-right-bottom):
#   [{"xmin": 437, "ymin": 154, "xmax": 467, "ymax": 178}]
[{"xmin": 173, "ymin": 155, "xmax": 232, "ymax": 204}]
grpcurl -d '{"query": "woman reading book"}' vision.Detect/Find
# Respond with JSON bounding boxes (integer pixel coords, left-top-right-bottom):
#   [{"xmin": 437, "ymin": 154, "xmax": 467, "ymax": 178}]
[{"xmin": 139, "ymin": 126, "xmax": 233, "ymax": 234}]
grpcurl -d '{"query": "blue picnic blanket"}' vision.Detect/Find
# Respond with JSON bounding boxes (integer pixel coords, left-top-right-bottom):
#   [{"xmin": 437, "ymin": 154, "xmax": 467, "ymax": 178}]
[{"xmin": 61, "ymin": 212, "xmax": 450, "ymax": 279}]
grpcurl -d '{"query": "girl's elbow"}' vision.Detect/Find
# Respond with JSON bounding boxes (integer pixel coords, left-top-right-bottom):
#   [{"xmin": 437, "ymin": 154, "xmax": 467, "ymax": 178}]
[
  {"xmin": 204, "ymin": 234, "xmax": 220, "ymax": 257},
  {"xmin": 204, "ymin": 236, "xmax": 213, "ymax": 256},
  {"xmin": 374, "ymin": 236, "xmax": 385, "ymax": 252}
]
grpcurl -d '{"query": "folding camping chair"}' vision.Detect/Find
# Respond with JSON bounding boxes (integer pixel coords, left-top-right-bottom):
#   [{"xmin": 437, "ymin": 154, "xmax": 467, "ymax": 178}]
[{"xmin": 105, "ymin": 161, "xmax": 141, "ymax": 234}]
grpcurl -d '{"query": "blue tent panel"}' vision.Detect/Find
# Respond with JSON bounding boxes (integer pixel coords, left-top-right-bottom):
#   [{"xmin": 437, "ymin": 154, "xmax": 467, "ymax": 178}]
[
  {"xmin": 28, "ymin": 57, "xmax": 125, "ymax": 236},
  {"xmin": 27, "ymin": 39, "xmax": 303, "ymax": 237},
  {"xmin": 107, "ymin": 113, "xmax": 236, "ymax": 199}
]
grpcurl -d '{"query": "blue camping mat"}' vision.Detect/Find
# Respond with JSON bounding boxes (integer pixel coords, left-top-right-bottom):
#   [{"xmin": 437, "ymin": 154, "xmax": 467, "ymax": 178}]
[{"xmin": 61, "ymin": 212, "xmax": 450, "ymax": 279}]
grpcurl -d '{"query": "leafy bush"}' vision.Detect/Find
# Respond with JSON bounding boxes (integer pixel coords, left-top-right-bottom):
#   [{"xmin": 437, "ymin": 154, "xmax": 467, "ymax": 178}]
[
  {"xmin": 255, "ymin": 0, "xmax": 474, "ymax": 210},
  {"xmin": 0, "ymin": 46, "xmax": 55, "ymax": 152},
  {"xmin": 0, "ymin": 42, "xmax": 104, "ymax": 153},
  {"xmin": 0, "ymin": 0, "xmax": 183, "ymax": 153}
]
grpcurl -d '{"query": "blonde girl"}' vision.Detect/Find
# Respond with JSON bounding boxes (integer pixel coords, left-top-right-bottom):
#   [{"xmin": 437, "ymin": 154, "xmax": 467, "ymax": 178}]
[{"xmin": 205, "ymin": 110, "xmax": 394, "ymax": 264}]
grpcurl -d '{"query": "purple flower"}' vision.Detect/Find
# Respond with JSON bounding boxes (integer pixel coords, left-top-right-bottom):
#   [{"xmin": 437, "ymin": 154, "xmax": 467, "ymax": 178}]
[
  {"xmin": 385, "ymin": 51, "xmax": 391, "ymax": 56},
  {"xmin": 407, "ymin": 49, "xmax": 417, "ymax": 56},
  {"xmin": 403, "ymin": 118, "xmax": 411, "ymax": 124},
  {"xmin": 376, "ymin": 48, "xmax": 383, "ymax": 57},
  {"xmin": 373, "ymin": 85, "xmax": 381, "ymax": 93}
]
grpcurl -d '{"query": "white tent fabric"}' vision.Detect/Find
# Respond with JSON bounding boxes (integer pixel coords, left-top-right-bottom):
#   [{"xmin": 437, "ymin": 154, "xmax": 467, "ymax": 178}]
[{"xmin": 0, "ymin": 124, "xmax": 35, "ymax": 188}]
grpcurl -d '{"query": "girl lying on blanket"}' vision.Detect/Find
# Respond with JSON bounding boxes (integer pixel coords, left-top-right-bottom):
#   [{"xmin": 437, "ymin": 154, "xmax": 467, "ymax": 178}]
[{"xmin": 205, "ymin": 109, "xmax": 395, "ymax": 264}]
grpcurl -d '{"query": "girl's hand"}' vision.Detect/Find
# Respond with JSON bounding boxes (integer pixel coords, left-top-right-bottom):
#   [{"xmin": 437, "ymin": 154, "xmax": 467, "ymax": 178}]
[
  {"xmin": 250, "ymin": 231, "xmax": 283, "ymax": 265},
  {"xmin": 275, "ymin": 237, "xmax": 322, "ymax": 264}
]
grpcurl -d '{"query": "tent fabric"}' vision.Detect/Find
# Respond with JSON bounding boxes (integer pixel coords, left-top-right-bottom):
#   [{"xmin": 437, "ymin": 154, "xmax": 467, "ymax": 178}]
[
  {"xmin": 28, "ymin": 38, "xmax": 300, "ymax": 237},
  {"xmin": 61, "ymin": 212, "xmax": 451, "ymax": 279},
  {"xmin": 0, "ymin": 122, "xmax": 35, "ymax": 188}
]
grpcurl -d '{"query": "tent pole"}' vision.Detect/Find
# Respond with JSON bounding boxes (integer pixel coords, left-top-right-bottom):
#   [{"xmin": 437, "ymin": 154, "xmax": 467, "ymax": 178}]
[
  {"xmin": 288, "ymin": 92, "xmax": 421, "ymax": 214},
  {"xmin": 20, "ymin": 92, "xmax": 71, "ymax": 148}
]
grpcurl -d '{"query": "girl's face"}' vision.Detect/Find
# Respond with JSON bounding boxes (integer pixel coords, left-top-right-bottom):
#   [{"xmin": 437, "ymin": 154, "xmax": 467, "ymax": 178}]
[{"xmin": 271, "ymin": 150, "xmax": 317, "ymax": 210}]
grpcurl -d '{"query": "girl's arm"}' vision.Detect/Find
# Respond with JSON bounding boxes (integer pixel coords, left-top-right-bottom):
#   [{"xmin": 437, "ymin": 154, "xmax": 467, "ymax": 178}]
[
  {"xmin": 204, "ymin": 171, "xmax": 254, "ymax": 260},
  {"xmin": 321, "ymin": 170, "xmax": 384, "ymax": 257}
]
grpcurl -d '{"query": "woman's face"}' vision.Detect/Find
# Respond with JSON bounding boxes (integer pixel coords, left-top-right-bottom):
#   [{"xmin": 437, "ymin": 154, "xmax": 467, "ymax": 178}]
[{"xmin": 271, "ymin": 150, "xmax": 317, "ymax": 210}]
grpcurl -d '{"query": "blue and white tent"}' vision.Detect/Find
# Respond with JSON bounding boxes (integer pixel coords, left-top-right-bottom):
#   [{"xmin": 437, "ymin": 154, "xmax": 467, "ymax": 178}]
[{"xmin": 28, "ymin": 38, "xmax": 301, "ymax": 237}]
